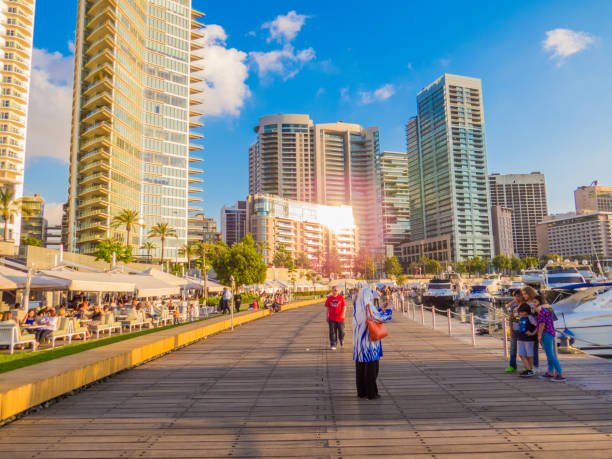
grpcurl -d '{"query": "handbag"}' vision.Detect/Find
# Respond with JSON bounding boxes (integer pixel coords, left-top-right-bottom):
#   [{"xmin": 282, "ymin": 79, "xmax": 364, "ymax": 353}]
[{"xmin": 366, "ymin": 304, "xmax": 388, "ymax": 341}]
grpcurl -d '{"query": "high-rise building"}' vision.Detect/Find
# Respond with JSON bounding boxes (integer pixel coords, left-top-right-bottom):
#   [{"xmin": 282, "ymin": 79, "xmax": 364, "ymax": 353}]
[
  {"xmin": 45, "ymin": 225, "xmax": 62, "ymax": 250},
  {"xmin": 188, "ymin": 213, "xmax": 218, "ymax": 244},
  {"xmin": 379, "ymin": 150, "xmax": 410, "ymax": 256},
  {"xmin": 0, "ymin": 0, "xmax": 36, "ymax": 244},
  {"xmin": 246, "ymin": 194, "xmax": 359, "ymax": 275},
  {"xmin": 575, "ymin": 182, "xmax": 612, "ymax": 214},
  {"xmin": 20, "ymin": 194, "xmax": 45, "ymax": 243},
  {"xmin": 221, "ymin": 200, "xmax": 246, "ymax": 246},
  {"xmin": 490, "ymin": 206, "xmax": 514, "ymax": 257},
  {"xmin": 249, "ymin": 115, "xmax": 383, "ymax": 256},
  {"xmin": 488, "ymin": 172, "xmax": 548, "ymax": 258},
  {"xmin": 536, "ymin": 212, "xmax": 612, "ymax": 263},
  {"xmin": 66, "ymin": 0, "xmax": 205, "ymax": 260},
  {"xmin": 407, "ymin": 74, "xmax": 492, "ymax": 262}
]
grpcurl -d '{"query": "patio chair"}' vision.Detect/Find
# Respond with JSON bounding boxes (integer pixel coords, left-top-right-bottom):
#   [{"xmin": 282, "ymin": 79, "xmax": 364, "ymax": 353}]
[
  {"xmin": 107, "ymin": 313, "xmax": 122, "ymax": 335},
  {"xmin": 89, "ymin": 314, "xmax": 111, "ymax": 339},
  {"xmin": 138, "ymin": 310, "xmax": 154, "ymax": 329},
  {"xmin": 121, "ymin": 310, "xmax": 141, "ymax": 332},
  {"xmin": 0, "ymin": 325, "xmax": 37, "ymax": 354},
  {"xmin": 49, "ymin": 317, "xmax": 72, "ymax": 348},
  {"xmin": 70, "ymin": 318, "xmax": 89, "ymax": 342}
]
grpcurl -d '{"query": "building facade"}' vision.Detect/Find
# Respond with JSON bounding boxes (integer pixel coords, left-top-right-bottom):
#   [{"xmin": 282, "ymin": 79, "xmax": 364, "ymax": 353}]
[
  {"xmin": 246, "ymin": 194, "xmax": 358, "ymax": 275},
  {"xmin": 536, "ymin": 212, "xmax": 612, "ymax": 263},
  {"xmin": 379, "ymin": 150, "xmax": 410, "ymax": 256},
  {"xmin": 398, "ymin": 235, "xmax": 452, "ymax": 266},
  {"xmin": 20, "ymin": 194, "xmax": 45, "ymax": 243},
  {"xmin": 0, "ymin": 0, "xmax": 36, "ymax": 244},
  {"xmin": 488, "ymin": 172, "xmax": 548, "ymax": 258},
  {"xmin": 407, "ymin": 74, "xmax": 492, "ymax": 262},
  {"xmin": 575, "ymin": 183, "xmax": 612, "ymax": 214},
  {"xmin": 45, "ymin": 225, "xmax": 62, "ymax": 250},
  {"xmin": 188, "ymin": 213, "xmax": 218, "ymax": 244},
  {"xmin": 221, "ymin": 200, "xmax": 246, "ymax": 246},
  {"xmin": 249, "ymin": 114, "xmax": 383, "ymax": 256},
  {"xmin": 66, "ymin": 0, "xmax": 205, "ymax": 259},
  {"xmin": 490, "ymin": 205, "xmax": 514, "ymax": 257}
]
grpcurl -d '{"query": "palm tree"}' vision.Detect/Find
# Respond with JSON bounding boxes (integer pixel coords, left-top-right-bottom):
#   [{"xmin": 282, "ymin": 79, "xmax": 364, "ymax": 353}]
[
  {"xmin": 148, "ymin": 222, "xmax": 176, "ymax": 267},
  {"xmin": 179, "ymin": 243, "xmax": 197, "ymax": 270},
  {"xmin": 111, "ymin": 209, "xmax": 140, "ymax": 248},
  {"xmin": 0, "ymin": 187, "xmax": 31, "ymax": 241},
  {"xmin": 141, "ymin": 241, "xmax": 156, "ymax": 262}
]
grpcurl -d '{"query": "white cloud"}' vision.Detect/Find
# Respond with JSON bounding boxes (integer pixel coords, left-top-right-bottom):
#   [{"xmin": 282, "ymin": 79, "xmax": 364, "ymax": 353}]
[
  {"xmin": 193, "ymin": 24, "xmax": 250, "ymax": 117},
  {"xmin": 316, "ymin": 87, "xmax": 325, "ymax": 97},
  {"xmin": 359, "ymin": 84, "xmax": 395, "ymax": 104},
  {"xmin": 44, "ymin": 202, "xmax": 63, "ymax": 226},
  {"xmin": 263, "ymin": 11, "xmax": 309, "ymax": 44},
  {"xmin": 543, "ymin": 28, "xmax": 595, "ymax": 63},
  {"xmin": 26, "ymin": 49, "xmax": 73, "ymax": 162},
  {"xmin": 67, "ymin": 40, "xmax": 75, "ymax": 53},
  {"xmin": 250, "ymin": 45, "xmax": 315, "ymax": 81}
]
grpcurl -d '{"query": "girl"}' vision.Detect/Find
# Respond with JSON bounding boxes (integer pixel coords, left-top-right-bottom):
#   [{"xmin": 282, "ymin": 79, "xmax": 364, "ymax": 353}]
[{"xmin": 534, "ymin": 296, "xmax": 566, "ymax": 382}]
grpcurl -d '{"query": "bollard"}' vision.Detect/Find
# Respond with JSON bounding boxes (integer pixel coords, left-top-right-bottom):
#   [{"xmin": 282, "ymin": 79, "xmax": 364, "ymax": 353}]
[
  {"xmin": 470, "ymin": 313, "xmax": 476, "ymax": 346},
  {"xmin": 503, "ymin": 318, "xmax": 509, "ymax": 359},
  {"xmin": 447, "ymin": 308, "xmax": 452, "ymax": 336},
  {"xmin": 432, "ymin": 306, "xmax": 436, "ymax": 328},
  {"xmin": 421, "ymin": 304, "xmax": 425, "ymax": 325}
]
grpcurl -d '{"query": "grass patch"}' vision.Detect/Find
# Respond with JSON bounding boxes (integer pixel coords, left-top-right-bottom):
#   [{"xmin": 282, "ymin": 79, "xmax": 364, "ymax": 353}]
[{"xmin": 0, "ymin": 312, "xmax": 230, "ymax": 375}]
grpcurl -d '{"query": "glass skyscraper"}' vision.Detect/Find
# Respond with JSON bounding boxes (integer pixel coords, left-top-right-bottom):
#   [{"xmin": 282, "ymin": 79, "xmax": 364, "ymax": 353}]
[
  {"xmin": 66, "ymin": 0, "xmax": 204, "ymax": 258},
  {"xmin": 379, "ymin": 150, "xmax": 410, "ymax": 255},
  {"xmin": 407, "ymin": 74, "xmax": 492, "ymax": 262}
]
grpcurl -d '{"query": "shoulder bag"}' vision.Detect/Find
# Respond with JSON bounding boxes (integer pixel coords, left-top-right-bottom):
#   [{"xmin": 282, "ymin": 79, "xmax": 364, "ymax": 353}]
[{"xmin": 366, "ymin": 304, "xmax": 388, "ymax": 341}]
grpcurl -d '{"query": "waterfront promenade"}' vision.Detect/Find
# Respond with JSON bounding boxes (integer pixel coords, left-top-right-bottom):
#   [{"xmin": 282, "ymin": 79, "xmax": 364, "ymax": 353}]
[{"xmin": 2, "ymin": 304, "xmax": 612, "ymax": 457}]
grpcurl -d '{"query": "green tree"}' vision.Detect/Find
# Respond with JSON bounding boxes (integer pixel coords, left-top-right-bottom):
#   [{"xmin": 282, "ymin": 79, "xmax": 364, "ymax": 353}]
[
  {"xmin": 20, "ymin": 236, "xmax": 42, "ymax": 247},
  {"xmin": 522, "ymin": 256, "xmax": 538, "ymax": 269},
  {"xmin": 383, "ymin": 256, "xmax": 403, "ymax": 278},
  {"xmin": 0, "ymin": 188, "xmax": 31, "ymax": 241},
  {"xmin": 211, "ymin": 233, "xmax": 267, "ymax": 287},
  {"xmin": 540, "ymin": 253, "xmax": 561, "ymax": 267},
  {"xmin": 322, "ymin": 247, "xmax": 342, "ymax": 277},
  {"xmin": 272, "ymin": 244, "xmax": 296, "ymax": 270},
  {"xmin": 141, "ymin": 241, "xmax": 156, "ymax": 261},
  {"xmin": 179, "ymin": 243, "xmax": 198, "ymax": 270},
  {"xmin": 294, "ymin": 251, "xmax": 312, "ymax": 270},
  {"xmin": 425, "ymin": 259, "xmax": 443, "ymax": 275},
  {"xmin": 148, "ymin": 222, "xmax": 177, "ymax": 266},
  {"xmin": 466, "ymin": 256, "xmax": 487, "ymax": 276},
  {"xmin": 452, "ymin": 261, "xmax": 467, "ymax": 274},
  {"xmin": 111, "ymin": 209, "xmax": 140, "ymax": 247},
  {"xmin": 510, "ymin": 256, "xmax": 525, "ymax": 273},
  {"xmin": 94, "ymin": 239, "xmax": 133, "ymax": 264},
  {"xmin": 492, "ymin": 255, "xmax": 511, "ymax": 273}
]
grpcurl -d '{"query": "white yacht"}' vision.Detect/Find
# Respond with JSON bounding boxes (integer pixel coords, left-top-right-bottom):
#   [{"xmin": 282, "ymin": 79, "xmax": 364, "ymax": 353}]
[
  {"xmin": 422, "ymin": 278, "xmax": 456, "ymax": 309},
  {"xmin": 521, "ymin": 269, "xmax": 545, "ymax": 287},
  {"xmin": 467, "ymin": 284, "xmax": 494, "ymax": 305},
  {"xmin": 552, "ymin": 285, "xmax": 612, "ymax": 356},
  {"xmin": 545, "ymin": 266, "xmax": 586, "ymax": 290}
]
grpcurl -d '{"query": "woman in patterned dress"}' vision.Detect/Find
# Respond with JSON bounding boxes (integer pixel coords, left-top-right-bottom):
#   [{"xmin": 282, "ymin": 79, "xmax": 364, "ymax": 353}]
[{"xmin": 352, "ymin": 283, "xmax": 392, "ymax": 399}]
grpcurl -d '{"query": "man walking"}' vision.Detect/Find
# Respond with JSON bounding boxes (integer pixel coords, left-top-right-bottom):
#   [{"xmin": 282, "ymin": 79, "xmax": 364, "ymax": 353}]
[
  {"xmin": 220, "ymin": 287, "xmax": 232, "ymax": 314},
  {"xmin": 325, "ymin": 286, "xmax": 346, "ymax": 350},
  {"xmin": 234, "ymin": 290, "xmax": 242, "ymax": 313}
]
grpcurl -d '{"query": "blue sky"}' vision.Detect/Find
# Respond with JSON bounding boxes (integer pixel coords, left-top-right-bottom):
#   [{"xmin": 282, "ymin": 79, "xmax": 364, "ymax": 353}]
[{"xmin": 25, "ymin": 0, "xmax": 612, "ymax": 225}]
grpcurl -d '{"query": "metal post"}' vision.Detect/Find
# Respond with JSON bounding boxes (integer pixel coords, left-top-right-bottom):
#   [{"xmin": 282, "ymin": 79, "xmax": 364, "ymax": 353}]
[
  {"xmin": 470, "ymin": 313, "xmax": 476, "ymax": 346},
  {"xmin": 230, "ymin": 275, "xmax": 235, "ymax": 331},
  {"xmin": 447, "ymin": 308, "xmax": 452, "ymax": 336},
  {"xmin": 431, "ymin": 306, "xmax": 436, "ymax": 328},
  {"xmin": 421, "ymin": 304, "xmax": 425, "ymax": 325},
  {"xmin": 503, "ymin": 317, "xmax": 509, "ymax": 360}
]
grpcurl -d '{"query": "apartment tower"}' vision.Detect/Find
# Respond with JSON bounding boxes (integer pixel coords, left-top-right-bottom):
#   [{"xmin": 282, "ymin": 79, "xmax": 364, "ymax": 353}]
[
  {"xmin": 488, "ymin": 172, "xmax": 548, "ymax": 258},
  {"xmin": 66, "ymin": 0, "xmax": 205, "ymax": 259},
  {"xmin": 407, "ymin": 74, "xmax": 492, "ymax": 262},
  {"xmin": 250, "ymin": 115, "xmax": 383, "ymax": 256},
  {"xmin": 575, "ymin": 182, "xmax": 612, "ymax": 214},
  {"xmin": 220, "ymin": 200, "xmax": 246, "ymax": 246},
  {"xmin": 379, "ymin": 150, "xmax": 410, "ymax": 256},
  {"xmin": 0, "ymin": 0, "xmax": 36, "ymax": 244}
]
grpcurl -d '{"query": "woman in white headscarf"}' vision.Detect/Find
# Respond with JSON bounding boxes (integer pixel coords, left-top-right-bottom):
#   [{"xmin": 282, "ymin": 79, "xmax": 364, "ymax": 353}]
[{"xmin": 353, "ymin": 283, "xmax": 392, "ymax": 399}]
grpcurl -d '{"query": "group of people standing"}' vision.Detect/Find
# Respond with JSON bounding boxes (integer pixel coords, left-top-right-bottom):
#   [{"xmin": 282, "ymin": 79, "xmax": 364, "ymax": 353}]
[{"xmin": 505, "ymin": 286, "xmax": 566, "ymax": 382}]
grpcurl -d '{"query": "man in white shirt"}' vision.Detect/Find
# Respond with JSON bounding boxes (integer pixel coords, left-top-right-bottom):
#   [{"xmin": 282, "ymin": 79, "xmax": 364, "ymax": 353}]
[{"xmin": 220, "ymin": 287, "xmax": 232, "ymax": 314}]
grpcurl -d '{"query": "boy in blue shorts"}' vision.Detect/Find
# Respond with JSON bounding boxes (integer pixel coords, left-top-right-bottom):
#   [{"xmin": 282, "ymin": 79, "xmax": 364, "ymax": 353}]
[{"xmin": 517, "ymin": 303, "xmax": 537, "ymax": 377}]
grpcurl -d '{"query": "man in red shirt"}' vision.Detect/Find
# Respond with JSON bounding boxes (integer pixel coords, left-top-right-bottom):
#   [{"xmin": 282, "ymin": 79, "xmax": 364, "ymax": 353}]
[{"xmin": 325, "ymin": 286, "xmax": 346, "ymax": 350}]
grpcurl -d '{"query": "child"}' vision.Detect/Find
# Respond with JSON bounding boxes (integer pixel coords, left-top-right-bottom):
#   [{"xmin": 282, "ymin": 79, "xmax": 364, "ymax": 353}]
[
  {"xmin": 173, "ymin": 307, "xmax": 180, "ymax": 325},
  {"xmin": 516, "ymin": 303, "xmax": 538, "ymax": 377},
  {"xmin": 534, "ymin": 296, "xmax": 566, "ymax": 382}
]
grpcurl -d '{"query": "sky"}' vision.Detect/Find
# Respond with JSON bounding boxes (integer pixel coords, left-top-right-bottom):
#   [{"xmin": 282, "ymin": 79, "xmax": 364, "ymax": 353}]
[{"xmin": 25, "ymin": 0, "xmax": 612, "ymax": 226}]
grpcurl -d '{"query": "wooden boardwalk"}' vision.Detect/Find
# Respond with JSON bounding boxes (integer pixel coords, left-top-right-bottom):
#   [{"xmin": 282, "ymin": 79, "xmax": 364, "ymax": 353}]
[{"xmin": 2, "ymin": 303, "xmax": 612, "ymax": 458}]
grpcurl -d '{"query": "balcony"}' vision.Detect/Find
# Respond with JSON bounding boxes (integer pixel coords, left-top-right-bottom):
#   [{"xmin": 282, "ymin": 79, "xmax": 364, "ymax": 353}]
[
  {"xmin": 82, "ymin": 106, "xmax": 112, "ymax": 124},
  {"xmin": 188, "ymin": 156, "xmax": 203, "ymax": 163},
  {"xmin": 82, "ymin": 91, "xmax": 112, "ymax": 111},
  {"xmin": 189, "ymin": 143, "xmax": 204, "ymax": 151},
  {"xmin": 81, "ymin": 121, "xmax": 111, "ymax": 138},
  {"xmin": 79, "ymin": 171, "xmax": 109, "ymax": 186},
  {"xmin": 84, "ymin": 49, "xmax": 114, "ymax": 71},
  {"xmin": 188, "ymin": 176, "xmax": 203, "ymax": 184},
  {"xmin": 79, "ymin": 147, "xmax": 110, "ymax": 163},
  {"xmin": 80, "ymin": 135, "xmax": 111, "ymax": 153},
  {"xmin": 86, "ymin": 20, "xmax": 116, "ymax": 44},
  {"xmin": 83, "ymin": 63, "xmax": 114, "ymax": 84},
  {"xmin": 78, "ymin": 159, "xmax": 109, "ymax": 175},
  {"xmin": 188, "ymin": 186, "xmax": 203, "ymax": 194},
  {"xmin": 85, "ymin": 34, "xmax": 115, "ymax": 57},
  {"xmin": 77, "ymin": 195, "xmax": 110, "ymax": 209}
]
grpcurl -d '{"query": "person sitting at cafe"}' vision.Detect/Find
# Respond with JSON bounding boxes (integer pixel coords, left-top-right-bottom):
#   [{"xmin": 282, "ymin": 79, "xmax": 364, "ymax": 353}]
[
  {"xmin": 21, "ymin": 309, "xmax": 36, "ymax": 326},
  {"xmin": 36, "ymin": 310, "xmax": 58, "ymax": 344},
  {"xmin": 91, "ymin": 305, "xmax": 103, "ymax": 324},
  {"xmin": 0, "ymin": 311, "xmax": 15, "ymax": 325}
]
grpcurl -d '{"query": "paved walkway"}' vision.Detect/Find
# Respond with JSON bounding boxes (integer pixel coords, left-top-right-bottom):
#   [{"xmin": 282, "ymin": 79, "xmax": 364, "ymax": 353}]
[{"xmin": 2, "ymin": 304, "xmax": 612, "ymax": 458}]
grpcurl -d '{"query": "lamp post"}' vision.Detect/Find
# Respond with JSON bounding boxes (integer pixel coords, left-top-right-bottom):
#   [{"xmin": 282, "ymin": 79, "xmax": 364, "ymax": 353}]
[{"xmin": 230, "ymin": 275, "xmax": 235, "ymax": 331}]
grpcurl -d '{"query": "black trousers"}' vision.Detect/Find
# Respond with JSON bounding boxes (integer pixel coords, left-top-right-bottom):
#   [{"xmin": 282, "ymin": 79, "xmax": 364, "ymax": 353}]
[
  {"xmin": 355, "ymin": 360, "xmax": 379, "ymax": 399},
  {"xmin": 328, "ymin": 320, "xmax": 345, "ymax": 347},
  {"xmin": 219, "ymin": 299, "xmax": 229, "ymax": 314},
  {"xmin": 234, "ymin": 300, "xmax": 241, "ymax": 313}
]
